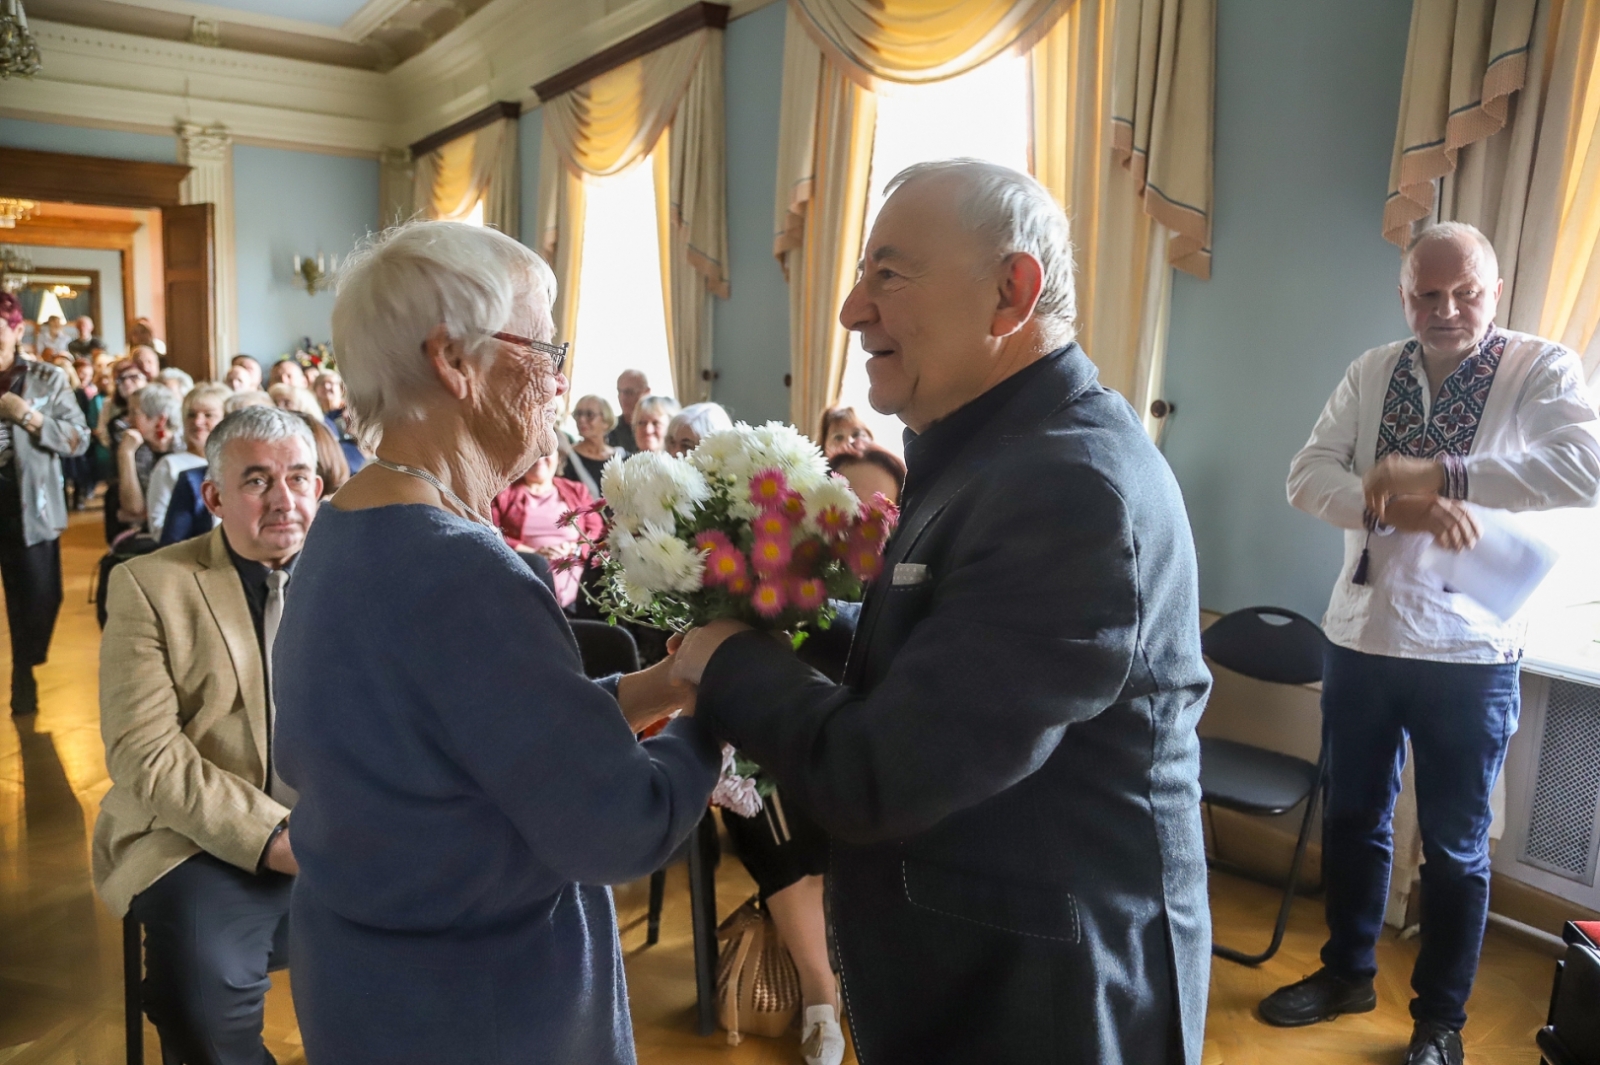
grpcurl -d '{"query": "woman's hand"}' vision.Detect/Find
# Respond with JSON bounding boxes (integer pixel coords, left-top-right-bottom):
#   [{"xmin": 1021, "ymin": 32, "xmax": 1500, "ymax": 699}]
[
  {"xmin": 119, "ymin": 427, "xmax": 145, "ymax": 456},
  {"xmin": 0, "ymin": 393, "xmax": 29, "ymax": 425},
  {"xmin": 670, "ymin": 619, "xmax": 755, "ymax": 687},
  {"xmin": 616, "ymin": 655, "xmax": 696, "ymax": 733}
]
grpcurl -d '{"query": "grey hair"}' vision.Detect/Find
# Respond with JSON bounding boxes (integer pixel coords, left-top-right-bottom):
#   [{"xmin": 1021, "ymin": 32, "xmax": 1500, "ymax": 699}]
[
  {"xmin": 224, "ymin": 390, "xmax": 274, "ymax": 414},
  {"xmin": 332, "ymin": 220, "xmax": 558, "ymax": 450},
  {"xmin": 160, "ymin": 367, "xmax": 195, "ymax": 394},
  {"xmin": 668, "ymin": 402, "xmax": 732, "ymax": 443},
  {"xmin": 204, "ymin": 405, "xmax": 317, "ymax": 483},
  {"xmin": 133, "ymin": 383, "xmax": 184, "ymax": 446},
  {"xmin": 633, "ymin": 395, "xmax": 680, "ymax": 425},
  {"xmin": 1404, "ymin": 221, "xmax": 1500, "ymax": 282},
  {"xmin": 885, "ymin": 159, "xmax": 1076, "ymax": 339}
]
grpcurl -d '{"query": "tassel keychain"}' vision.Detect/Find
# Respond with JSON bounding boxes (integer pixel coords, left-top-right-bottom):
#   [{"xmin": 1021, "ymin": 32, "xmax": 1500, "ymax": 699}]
[{"xmin": 1352, "ymin": 533, "xmax": 1371, "ymax": 585}]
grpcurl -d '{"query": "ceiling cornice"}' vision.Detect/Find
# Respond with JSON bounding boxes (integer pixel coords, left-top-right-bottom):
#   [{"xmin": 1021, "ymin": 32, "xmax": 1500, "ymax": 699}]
[{"xmin": 3, "ymin": 1, "xmax": 777, "ymax": 158}]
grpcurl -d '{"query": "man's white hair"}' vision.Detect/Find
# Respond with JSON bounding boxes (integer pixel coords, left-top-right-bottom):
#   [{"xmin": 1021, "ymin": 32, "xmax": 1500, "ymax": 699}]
[
  {"xmin": 1404, "ymin": 221, "xmax": 1500, "ymax": 282},
  {"xmin": 205, "ymin": 405, "xmax": 316, "ymax": 483},
  {"xmin": 885, "ymin": 159, "xmax": 1076, "ymax": 339},
  {"xmin": 332, "ymin": 220, "xmax": 557, "ymax": 449}
]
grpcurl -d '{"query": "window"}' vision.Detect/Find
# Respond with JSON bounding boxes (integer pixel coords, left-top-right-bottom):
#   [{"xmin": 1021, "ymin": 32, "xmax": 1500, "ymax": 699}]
[
  {"xmin": 835, "ymin": 54, "xmax": 1033, "ymax": 455},
  {"xmin": 570, "ymin": 153, "xmax": 674, "ymax": 413}
]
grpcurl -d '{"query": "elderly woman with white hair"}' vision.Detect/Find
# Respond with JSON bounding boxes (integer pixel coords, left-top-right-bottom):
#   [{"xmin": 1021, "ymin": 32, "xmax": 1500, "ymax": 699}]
[
  {"xmin": 271, "ymin": 221, "xmax": 719, "ymax": 1065},
  {"xmin": 665, "ymin": 401, "xmax": 732, "ymax": 456}
]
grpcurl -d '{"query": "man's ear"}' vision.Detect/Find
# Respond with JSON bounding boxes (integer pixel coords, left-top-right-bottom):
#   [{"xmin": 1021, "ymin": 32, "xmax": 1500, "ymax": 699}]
[
  {"xmin": 423, "ymin": 323, "xmax": 472, "ymax": 401},
  {"xmin": 200, "ymin": 478, "xmax": 223, "ymax": 518},
  {"xmin": 992, "ymin": 252, "xmax": 1046, "ymax": 339}
]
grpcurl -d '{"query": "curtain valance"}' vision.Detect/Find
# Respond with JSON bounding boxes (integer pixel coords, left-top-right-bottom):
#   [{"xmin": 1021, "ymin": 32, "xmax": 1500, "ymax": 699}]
[
  {"xmin": 1109, "ymin": 0, "xmax": 1215, "ymax": 279},
  {"xmin": 536, "ymin": 27, "xmax": 729, "ymax": 403},
  {"xmin": 790, "ymin": 0, "xmax": 1068, "ymax": 88},
  {"xmin": 1383, "ymin": 0, "xmax": 1539, "ymax": 246},
  {"xmin": 412, "ymin": 117, "xmax": 518, "ymax": 234}
]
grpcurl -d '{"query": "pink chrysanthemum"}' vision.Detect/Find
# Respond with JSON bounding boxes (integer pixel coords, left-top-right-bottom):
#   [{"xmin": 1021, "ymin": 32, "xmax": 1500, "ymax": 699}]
[
  {"xmin": 702, "ymin": 543, "xmax": 748, "ymax": 587},
  {"xmin": 752, "ymin": 512, "xmax": 792, "ymax": 541},
  {"xmin": 778, "ymin": 492, "xmax": 807, "ymax": 522},
  {"xmin": 751, "ymin": 579, "xmax": 788, "ymax": 617},
  {"xmin": 727, "ymin": 573, "xmax": 753, "ymax": 595},
  {"xmin": 694, "ymin": 529, "xmax": 733, "ymax": 553},
  {"xmin": 790, "ymin": 538, "xmax": 824, "ymax": 572},
  {"xmin": 750, "ymin": 535, "xmax": 792, "ymax": 575},
  {"xmin": 748, "ymin": 468, "xmax": 790, "ymax": 512},
  {"xmin": 789, "ymin": 576, "xmax": 828, "ymax": 612},
  {"xmin": 844, "ymin": 533, "xmax": 884, "ymax": 581},
  {"xmin": 816, "ymin": 505, "xmax": 852, "ymax": 539}
]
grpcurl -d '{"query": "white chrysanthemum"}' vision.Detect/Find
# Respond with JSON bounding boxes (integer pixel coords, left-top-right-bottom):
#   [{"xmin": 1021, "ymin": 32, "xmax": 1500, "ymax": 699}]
[
  {"xmin": 692, "ymin": 421, "xmax": 830, "ymax": 519},
  {"xmin": 601, "ymin": 451, "xmax": 711, "ymax": 534},
  {"xmin": 800, "ymin": 476, "xmax": 861, "ymax": 535},
  {"xmin": 631, "ymin": 525, "xmax": 706, "ymax": 593}
]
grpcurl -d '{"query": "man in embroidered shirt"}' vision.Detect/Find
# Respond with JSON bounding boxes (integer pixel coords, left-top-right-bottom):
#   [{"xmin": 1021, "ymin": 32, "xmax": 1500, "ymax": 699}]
[{"xmin": 1275, "ymin": 222, "xmax": 1600, "ymax": 1065}]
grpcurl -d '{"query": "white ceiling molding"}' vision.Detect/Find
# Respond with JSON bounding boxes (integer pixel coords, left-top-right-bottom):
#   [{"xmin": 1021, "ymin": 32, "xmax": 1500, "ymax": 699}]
[
  {"xmin": 341, "ymin": 0, "xmax": 415, "ymax": 42},
  {"xmin": 5, "ymin": 2, "xmax": 780, "ymax": 158},
  {"xmin": 72, "ymin": 0, "xmax": 363, "ymax": 42},
  {"xmin": 15, "ymin": 19, "xmax": 394, "ymax": 154}
]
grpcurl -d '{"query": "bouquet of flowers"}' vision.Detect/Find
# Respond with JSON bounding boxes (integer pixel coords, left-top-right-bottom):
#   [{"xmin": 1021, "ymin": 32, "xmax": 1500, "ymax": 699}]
[{"xmin": 587, "ymin": 421, "xmax": 897, "ymax": 815}]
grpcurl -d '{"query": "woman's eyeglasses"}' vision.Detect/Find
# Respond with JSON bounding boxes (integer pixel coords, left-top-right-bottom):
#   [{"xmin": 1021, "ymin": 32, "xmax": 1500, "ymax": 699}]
[{"xmin": 489, "ymin": 331, "xmax": 567, "ymax": 375}]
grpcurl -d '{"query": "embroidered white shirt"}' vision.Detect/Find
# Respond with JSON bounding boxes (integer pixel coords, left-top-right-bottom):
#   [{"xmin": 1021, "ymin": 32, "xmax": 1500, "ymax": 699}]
[{"xmin": 1288, "ymin": 329, "xmax": 1600, "ymax": 663}]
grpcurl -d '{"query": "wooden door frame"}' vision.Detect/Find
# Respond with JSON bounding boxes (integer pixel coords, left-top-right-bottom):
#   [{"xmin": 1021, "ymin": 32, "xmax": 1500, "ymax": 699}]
[{"xmin": 0, "ymin": 147, "xmax": 191, "ymax": 354}]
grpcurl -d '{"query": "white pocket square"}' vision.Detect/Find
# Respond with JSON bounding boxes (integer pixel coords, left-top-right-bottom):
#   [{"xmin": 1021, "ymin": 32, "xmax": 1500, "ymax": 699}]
[{"xmin": 892, "ymin": 563, "xmax": 930, "ymax": 586}]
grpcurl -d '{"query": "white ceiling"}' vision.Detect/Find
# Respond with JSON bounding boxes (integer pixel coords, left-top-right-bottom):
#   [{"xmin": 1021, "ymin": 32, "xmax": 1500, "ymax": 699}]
[{"xmin": 193, "ymin": 0, "xmax": 374, "ymax": 29}]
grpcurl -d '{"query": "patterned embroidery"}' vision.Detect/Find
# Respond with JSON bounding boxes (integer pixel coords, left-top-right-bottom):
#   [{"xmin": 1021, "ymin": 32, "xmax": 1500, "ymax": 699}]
[{"xmin": 1376, "ymin": 331, "xmax": 1506, "ymax": 461}]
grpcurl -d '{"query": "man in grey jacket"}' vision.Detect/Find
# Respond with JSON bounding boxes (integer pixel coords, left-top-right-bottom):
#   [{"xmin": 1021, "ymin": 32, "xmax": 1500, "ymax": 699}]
[
  {"xmin": 0, "ymin": 292, "xmax": 90, "ymax": 713},
  {"xmin": 673, "ymin": 161, "xmax": 1212, "ymax": 1064}
]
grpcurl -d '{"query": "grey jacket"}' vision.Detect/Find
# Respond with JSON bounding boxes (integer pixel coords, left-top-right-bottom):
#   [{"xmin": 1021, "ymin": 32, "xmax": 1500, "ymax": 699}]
[{"xmin": 6, "ymin": 360, "xmax": 90, "ymax": 546}]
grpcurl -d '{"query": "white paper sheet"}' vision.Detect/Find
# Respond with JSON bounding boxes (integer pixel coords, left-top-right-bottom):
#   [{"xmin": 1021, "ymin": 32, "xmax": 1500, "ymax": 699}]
[{"xmin": 1420, "ymin": 506, "xmax": 1559, "ymax": 622}]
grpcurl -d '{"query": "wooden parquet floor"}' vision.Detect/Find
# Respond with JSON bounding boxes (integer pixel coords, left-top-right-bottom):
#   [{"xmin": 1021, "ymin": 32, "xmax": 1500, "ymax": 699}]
[{"xmin": 0, "ymin": 511, "xmax": 1554, "ymax": 1064}]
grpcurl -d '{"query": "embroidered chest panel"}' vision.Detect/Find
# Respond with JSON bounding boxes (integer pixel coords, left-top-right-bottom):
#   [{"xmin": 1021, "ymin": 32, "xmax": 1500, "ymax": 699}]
[{"xmin": 1377, "ymin": 332, "xmax": 1506, "ymax": 460}]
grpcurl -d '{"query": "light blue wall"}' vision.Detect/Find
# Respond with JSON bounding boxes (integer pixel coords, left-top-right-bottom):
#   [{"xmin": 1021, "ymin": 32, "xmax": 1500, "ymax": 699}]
[
  {"xmin": 12, "ymin": 245, "xmax": 126, "ymax": 352},
  {"xmin": 519, "ymin": 108, "xmax": 543, "ymax": 250},
  {"xmin": 713, "ymin": 1, "xmax": 792, "ymax": 424},
  {"xmin": 0, "ymin": 118, "xmax": 179, "ymax": 164},
  {"xmin": 232, "ymin": 144, "xmax": 379, "ymax": 364},
  {"xmin": 1159, "ymin": 0, "xmax": 1413, "ymax": 619}
]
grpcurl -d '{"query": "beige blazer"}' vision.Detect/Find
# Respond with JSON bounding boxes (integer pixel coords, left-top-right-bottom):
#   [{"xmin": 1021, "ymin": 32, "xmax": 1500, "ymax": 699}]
[{"xmin": 93, "ymin": 526, "xmax": 290, "ymax": 917}]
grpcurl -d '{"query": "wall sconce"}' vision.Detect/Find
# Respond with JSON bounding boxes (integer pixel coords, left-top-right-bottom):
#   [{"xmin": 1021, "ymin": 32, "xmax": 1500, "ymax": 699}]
[{"xmin": 292, "ymin": 253, "xmax": 338, "ymax": 295}]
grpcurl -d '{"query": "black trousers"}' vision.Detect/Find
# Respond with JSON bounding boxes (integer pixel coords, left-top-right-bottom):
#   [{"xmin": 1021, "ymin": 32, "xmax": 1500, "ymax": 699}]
[
  {"xmin": 128, "ymin": 853, "xmax": 292, "ymax": 1065},
  {"xmin": 0, "ymin": 478, "xmax": 63, "ymax": 669}
]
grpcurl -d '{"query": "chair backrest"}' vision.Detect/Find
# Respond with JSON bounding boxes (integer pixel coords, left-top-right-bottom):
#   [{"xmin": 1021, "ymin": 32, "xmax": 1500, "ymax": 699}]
[
  {"xmin": 1201, "ymin": 606, "xmax": 1325, "ymax": 686},
  {"xmin": 569, "ymin": 619, "xmax": 641, "ymax": 678}
]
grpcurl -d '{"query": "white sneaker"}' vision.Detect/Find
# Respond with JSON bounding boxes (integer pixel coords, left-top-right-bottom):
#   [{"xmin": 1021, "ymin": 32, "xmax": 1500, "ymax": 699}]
[{"xmin": 800, "ymin": 1004, "xmax": 845, "ymax": 1065}]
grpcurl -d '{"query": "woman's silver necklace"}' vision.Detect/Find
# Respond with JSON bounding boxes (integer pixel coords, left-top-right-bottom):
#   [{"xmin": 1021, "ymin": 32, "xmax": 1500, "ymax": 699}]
[{"xmin": 371, "ymin": 457, "xmax": 496, "ymax": 530}]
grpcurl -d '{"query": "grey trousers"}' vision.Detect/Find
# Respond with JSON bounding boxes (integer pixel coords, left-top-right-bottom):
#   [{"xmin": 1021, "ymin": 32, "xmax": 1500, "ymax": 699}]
[{"xmin": 128, "ymin": 852, "xmax": 292, "ymax": 1065}]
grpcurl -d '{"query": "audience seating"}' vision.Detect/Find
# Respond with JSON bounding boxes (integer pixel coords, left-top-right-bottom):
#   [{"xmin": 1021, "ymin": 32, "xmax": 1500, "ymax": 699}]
[
  {"xmin": 1541, "ymin": 921, "xmax": 1600, "ymax": 1065},
  {"xmin": 568, "ymin": 619, "xmax": 721, "ymax": 1036},
  {"xmin": 1199, "ymin": 606, "xmax": 1328, "ymax": 965}
]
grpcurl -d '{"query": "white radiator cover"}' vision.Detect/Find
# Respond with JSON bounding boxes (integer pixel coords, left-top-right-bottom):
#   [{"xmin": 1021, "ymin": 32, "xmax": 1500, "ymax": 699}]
[{"xmin": 1497, "ymin": 665, "xmax": 1600, "ymax": 910}]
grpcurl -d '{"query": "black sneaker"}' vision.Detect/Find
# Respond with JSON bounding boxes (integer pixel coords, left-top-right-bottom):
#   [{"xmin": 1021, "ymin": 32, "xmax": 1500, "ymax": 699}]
[
  {"xmin": 1258, "ymin": 967, "xmax": 1377, "ymax": 1027},
  {"xmin": 11, "ymin": 666, "xmax": 37, "ymax": 716},
  {"xmin": 1404, "ymin": 1021, "xmax": 1463, "ymax": 1065}
]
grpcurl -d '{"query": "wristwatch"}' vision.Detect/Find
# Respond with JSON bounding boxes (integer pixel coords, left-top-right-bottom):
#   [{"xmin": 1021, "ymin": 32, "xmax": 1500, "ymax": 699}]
[{"xmin": 257, "ymin": 818, "xmax": 290, "ymax": 874}]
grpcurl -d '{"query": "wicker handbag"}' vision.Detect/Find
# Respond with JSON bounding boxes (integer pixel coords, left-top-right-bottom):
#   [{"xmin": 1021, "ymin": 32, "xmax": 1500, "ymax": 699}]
[{"xmin": 714, "ymin": 896, "xmax": 801, "ymax": 1045}]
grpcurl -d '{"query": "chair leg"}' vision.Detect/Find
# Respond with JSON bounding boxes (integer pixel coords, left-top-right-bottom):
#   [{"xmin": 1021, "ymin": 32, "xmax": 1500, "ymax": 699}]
[
  {"xmin": 1212, "ymin": 769, "xmax": 1325, "ymax": 966},
  {"xmin": 646, "ymin": 869, "xmax": 666, "ymax": 946},
  {"xmin": 123, "ymin": 916, "xmax": 144, "ymax": 1065},
  {"xmin": 686, "ymin": 812, "xmax": 719, "ymax": 1037}
]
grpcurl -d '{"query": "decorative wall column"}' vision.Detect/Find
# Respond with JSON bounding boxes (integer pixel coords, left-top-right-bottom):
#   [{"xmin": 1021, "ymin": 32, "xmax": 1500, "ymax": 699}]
[
  {"xmin": 177, "ymin": 121, "xmax": 236, "ymax": 374},
  {"xmin": 378, "ymin": 147, "xmax": 416, "ymax": 229}
]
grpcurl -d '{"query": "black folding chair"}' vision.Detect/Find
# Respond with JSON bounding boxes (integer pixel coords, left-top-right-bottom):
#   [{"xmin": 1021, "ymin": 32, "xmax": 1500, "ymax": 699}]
[
  {"xmin": 1200, "ymin": 606, "xmax": 1327, "ymax": 965},
  {"xmin": 569, "ymin": 619, "xmax": 720, "ymax": 1035},
  {"xmin": 1539, "ymin": 924, "xmax": 1600, "ymax": 1065}
]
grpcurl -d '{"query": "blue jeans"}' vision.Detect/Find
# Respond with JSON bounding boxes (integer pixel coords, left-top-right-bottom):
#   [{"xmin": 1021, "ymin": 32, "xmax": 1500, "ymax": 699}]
[{"xmin": 1318, "ymin": 644, "xmax": 1520, "ymax": 1030}]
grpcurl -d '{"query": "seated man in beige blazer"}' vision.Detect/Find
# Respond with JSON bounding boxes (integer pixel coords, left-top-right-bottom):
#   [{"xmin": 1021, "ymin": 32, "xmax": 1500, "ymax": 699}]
[{"xmin": 94, "ymin": 406, "xmax": 322, "ymax": 1064}]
